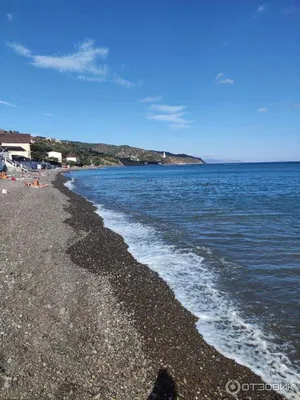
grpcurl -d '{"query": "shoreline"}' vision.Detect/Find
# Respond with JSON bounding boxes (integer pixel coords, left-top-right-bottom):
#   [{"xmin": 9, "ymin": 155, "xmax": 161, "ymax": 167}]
[{"xmin": 55, "ymin": 172, "xmax": 285, "ymax": 399}]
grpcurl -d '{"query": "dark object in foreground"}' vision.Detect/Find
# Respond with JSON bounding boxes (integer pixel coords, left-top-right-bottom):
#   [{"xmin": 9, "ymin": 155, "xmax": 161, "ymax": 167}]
[{"xmin": 148, "ymin": 367, "xmax": 177, "ymax": 400}]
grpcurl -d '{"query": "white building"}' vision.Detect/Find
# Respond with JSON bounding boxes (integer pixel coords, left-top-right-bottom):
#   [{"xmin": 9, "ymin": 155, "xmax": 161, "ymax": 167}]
[
  {"xmin": 0, "ymin": 133, "xmax": 31, "ymax": 159},
  {"xmin": 66, "ymin": 155, "xmax": 78, "ymax": 163},
  {"xmin": 47, "ymin": 151, "xmax": 62, "ymax": 163}
]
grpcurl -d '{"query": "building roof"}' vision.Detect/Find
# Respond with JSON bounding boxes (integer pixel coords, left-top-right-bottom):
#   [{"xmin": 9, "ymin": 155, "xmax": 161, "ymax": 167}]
[
  {"xmin": 0, "ymin": 146, "xmax": 26, "ymax": 151},
  {"xmin": 0, "ymin": 133, "xmax": 31, "ymax": 144}
]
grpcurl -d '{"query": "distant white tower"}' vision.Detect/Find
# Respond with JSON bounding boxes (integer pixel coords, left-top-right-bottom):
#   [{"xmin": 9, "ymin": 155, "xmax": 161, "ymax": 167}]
[{"xmin": 162, "ymin": 151, "xmax": 166, "ymax": 159}]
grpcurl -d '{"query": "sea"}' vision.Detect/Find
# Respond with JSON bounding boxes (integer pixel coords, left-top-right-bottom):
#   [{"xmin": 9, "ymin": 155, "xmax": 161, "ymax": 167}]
[{"xmin": 65, "ymin": 162, "xmax": 300, "ymax": 399}]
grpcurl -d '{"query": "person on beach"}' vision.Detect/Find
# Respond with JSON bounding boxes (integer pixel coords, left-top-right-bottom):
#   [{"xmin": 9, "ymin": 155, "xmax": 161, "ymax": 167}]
[
  {"xmin": 24, "ymin": 178, "xmax": 48, "ymax": 188},
  {"xmin": 24, "ymin": 178, "xmax": 40, "ymax": 187},
  {"xmin": 32, "ymin": 178, "xmax": 40, "ymax": 187}
]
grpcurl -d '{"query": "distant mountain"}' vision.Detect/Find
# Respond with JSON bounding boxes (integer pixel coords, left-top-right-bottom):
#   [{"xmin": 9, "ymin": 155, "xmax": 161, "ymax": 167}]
[
  {"xmin": 204, "ymin": 158, "xmax": 244, "ymax": 164},
  {"xmin": 76, "ymin": 142, "xmax": 205, "ymax": 165}
]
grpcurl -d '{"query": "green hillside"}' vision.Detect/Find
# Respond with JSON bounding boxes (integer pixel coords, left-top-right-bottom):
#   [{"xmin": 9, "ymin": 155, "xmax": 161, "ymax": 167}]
[
  {"xmin": 73, "ymin": 141, "xmax": 205, "ymax": 164},
  {"xmin": 31, "ymin": 137, "xmax": 121, "ymax": 166}
]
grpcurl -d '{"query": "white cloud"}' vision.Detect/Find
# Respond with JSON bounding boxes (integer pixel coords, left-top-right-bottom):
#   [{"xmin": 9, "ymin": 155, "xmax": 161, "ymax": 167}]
[
  {"xmin": 7, "ymin": 39, "xmax": 138, "ymax": 88},
  {"xmin": 215, "ymin": 72, "xmax": 234, "ymax": 84},
  {"xmin": 77, "ymin": 75, "xmax": 106, "ymax": 82},
  {"xmin": 0, "ymin": 100, "xmax": 17, "ymax": 107},
  {"xmin": 149, "ymin": 104, "xmax": 186, "ymax": 113},
  {"xmin": 6, "ymin": 13, "xmax": 13, "ymax": 22},
  {"xmin": 30, "ymin": 39, "xmax": 108, "ymax": 75},
  {"xmin": 43, "ymin": 113, "xmax": 52, "ymax": 117},
  {"xmin": 293, "ymin": 104, "xmax": 300, "ymax": 108},
  {"xmin": 218, "ymin": 78, "xmax": 234, "ymax": 84},
  {"xmin": 144, "ymin": 100, "xmax": 193, "ymax": 128},
  {"xmin": 147, "ymin": 113, "xmax": 185, "ymax": 123},
  {"xmin": 140, "ymin": 96, "xmax": 162, "ymax": 103},
  {"xmin": 113, "ymin": 76, "xmax": 135, "ymax": 88},
  {"xmin": 257, "ymin": 4, "xmax": 266, "ymax": 13},
  {"xmin": 7, "ymin": 42, "xmax": 32, "ymax": 57},
  {"xmin": 147, "ymin": 112, "xmax": 193, "ymax": 128},
  {"xmin": 257, "ymin": 107, "xmax": 267, "ymax": 112},
  {"xmin": 169, "ymin": 123, "xmax": 191, "ymax": 129}
]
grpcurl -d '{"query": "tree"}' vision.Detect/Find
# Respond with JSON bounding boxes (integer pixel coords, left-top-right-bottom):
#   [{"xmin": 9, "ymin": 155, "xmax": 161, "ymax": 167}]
[
  {"xmin": 93, "ymin": 158, "xmax": 102, "ymax": 166},
  {"xmin": 31, "ymin": 151, "xmax": 47, "ymax": 161},
  {"xmin": 80, "ymin": 157, "xmax": 91, "ymax": 166},
  {"xmin": 48, "ymin": 157, "xmax": 59, "ymax": 163},
  {"xmin": 31, "ymin": 141, "xmax": 52, "ymax": 153}
]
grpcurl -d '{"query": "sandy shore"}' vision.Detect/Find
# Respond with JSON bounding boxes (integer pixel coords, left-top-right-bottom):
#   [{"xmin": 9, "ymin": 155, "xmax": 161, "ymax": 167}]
[{"xmin": 0, "ymin": 171, "xmax": 285, "ymax": 399}]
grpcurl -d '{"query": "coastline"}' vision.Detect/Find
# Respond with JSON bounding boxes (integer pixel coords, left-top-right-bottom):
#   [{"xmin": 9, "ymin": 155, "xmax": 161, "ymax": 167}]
[{"xmin": 55, "ymin": 172, "xmax": 285, "ymax": 399}]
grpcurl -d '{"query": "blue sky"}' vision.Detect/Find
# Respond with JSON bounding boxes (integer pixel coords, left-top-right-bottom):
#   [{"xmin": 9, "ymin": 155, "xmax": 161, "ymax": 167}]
[{"xmin": 0, "ymin": 0, "xmax": 299, "ymax": 162}]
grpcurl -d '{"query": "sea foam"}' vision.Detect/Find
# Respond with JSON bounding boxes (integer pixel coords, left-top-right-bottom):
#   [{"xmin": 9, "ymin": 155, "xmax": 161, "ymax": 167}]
[
  {"xmin": 95, "ymin": 203, "xmax": 300, "ymax": 400},
  {"xmin": 64, "ymin": 177, "xmax": 75, "ymax": 190}
]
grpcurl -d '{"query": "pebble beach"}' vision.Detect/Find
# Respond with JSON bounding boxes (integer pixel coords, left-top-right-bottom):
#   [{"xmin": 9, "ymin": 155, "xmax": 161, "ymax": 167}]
[{"xmin": 0, "ymin": 170, "xmax": 285, "ymax": 399}]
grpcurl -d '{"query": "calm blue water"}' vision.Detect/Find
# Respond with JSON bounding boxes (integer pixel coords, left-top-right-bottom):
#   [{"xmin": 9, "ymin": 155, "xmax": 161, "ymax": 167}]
[{"xmin": 66, "ymin": 162, "xmax": 300, "ymax": 399}]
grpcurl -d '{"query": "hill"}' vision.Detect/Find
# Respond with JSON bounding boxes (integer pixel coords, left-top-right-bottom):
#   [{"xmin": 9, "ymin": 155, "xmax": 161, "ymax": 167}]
[
  {"xmin": 75, "ymin": 142, "xmax": 205, "ymax": 165},
  {"xmin": 1, "ymin": 129, "xmax": 205, "ymax": 166},
  {"xmin": 30, "ymin": 137, "xmax": 121, "ymax": 166}
]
